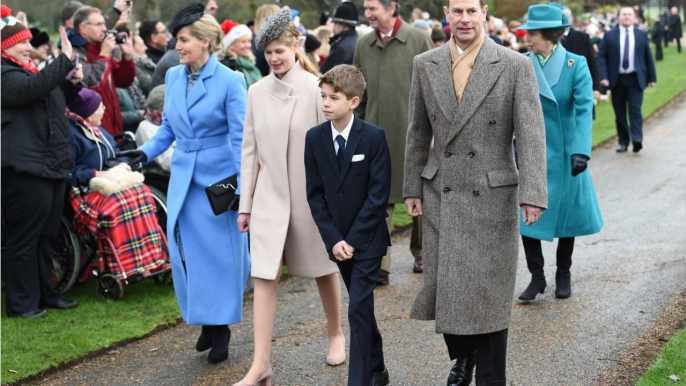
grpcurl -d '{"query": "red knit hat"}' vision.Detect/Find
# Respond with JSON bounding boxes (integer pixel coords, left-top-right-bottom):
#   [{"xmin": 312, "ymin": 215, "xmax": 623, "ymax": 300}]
[{"xmin": 1, "ymin": 6, "xmax": 33, "ymax": 52}]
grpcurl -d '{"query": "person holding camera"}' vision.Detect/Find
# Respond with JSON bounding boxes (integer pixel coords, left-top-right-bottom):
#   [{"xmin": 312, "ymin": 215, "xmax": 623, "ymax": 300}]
[{"xmin": 68, "ymin": 6, "xmax": 136, "ymax": 136}]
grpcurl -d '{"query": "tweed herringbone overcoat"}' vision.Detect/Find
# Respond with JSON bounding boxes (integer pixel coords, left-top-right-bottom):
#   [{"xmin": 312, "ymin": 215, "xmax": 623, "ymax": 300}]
[{"xmin": 403, "ymin": 38, "xmax": 548, "ymax": 335}]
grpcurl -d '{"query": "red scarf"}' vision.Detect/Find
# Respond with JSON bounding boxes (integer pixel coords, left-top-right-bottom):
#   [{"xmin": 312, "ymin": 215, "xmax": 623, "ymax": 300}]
[
  {"xmin": 1, "ymin": 52, "xmax": 39, "ymax": 74},
  {"xmin": 145, "ymin": 107, "xmax": 163, "ymax": 126},
  {"xmin": 66, "ymin": 109, "xmax": 102, "ymax": 139},
  {"xmin": 375, "ymin": 17, "xmax": 402, "ymax": 44}
]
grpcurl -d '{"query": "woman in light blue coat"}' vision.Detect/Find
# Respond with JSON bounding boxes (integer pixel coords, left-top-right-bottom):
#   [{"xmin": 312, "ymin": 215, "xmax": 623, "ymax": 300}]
[
  {"xmin": 517, "ymin": 5, "xmax": 603, "ymax": 301},
  {"xmin": 118, "ymin": 5, "xmax": 249, "ymax": 364}
]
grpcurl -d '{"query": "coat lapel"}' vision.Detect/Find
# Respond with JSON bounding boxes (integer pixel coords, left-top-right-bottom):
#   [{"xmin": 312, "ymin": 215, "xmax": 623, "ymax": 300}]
[
  {"xmin": 320, "ymin": 125, "xmax": 340, "ymax": 177},
  {"xmin": 448, "ymin": 38, "xmax": 505, "ymax": 142},
  {"xmin": 530, "ymin": 52, "xmax": 557, "ymax": 104},
  {"xmin": 338, "ymin": 117, "xmax": 362, "ymax": 187},
  {"xmin": 427, "ymin": 44, "xmax": 460, "ymax": 125},
  {"xmin": 543, "ymin": 44, "xmax": 566, "ymax": 89},
  {"xmin": 187, "ymin": 54, "xmax": 218, "ymax": 111}
]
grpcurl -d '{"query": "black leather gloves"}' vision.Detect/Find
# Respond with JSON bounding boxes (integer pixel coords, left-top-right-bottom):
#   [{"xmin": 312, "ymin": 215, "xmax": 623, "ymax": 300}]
[
  {"xmin": 571, "ymin": 154, "xmax": 590, "ymax": 177},
  {"xmin": 116, "ymin": 150, "xmax": 147, "ymax": 165}
]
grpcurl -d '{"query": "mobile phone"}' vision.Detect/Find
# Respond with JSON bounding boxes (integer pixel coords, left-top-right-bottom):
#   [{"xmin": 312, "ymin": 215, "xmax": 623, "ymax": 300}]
[
  {"xmin": 124, "ymin": 1, "xmax": 133, "ymax": 5},
  {"xmin": 65, "ymin": 53, "xmax": 80, "ymax": 79}
]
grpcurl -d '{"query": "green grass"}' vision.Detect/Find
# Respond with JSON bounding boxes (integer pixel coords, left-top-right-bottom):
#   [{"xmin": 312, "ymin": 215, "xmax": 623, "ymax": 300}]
[
  {"xmin": 1, "ymin": 278, "xmax": 180, "ymax": 384},
  {"xmin": 636, "ymin": 328, "xmax": 686, "ymax": 386},
  {"xmin": 592, "ymin": 44, "xmax": 686, "ymax": 147}
]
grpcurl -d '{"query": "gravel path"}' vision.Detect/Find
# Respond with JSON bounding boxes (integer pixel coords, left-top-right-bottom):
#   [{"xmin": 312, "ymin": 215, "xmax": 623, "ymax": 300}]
[{"xmin": 20, "ymin": 96, "xmax": 686, "ymax": 386}]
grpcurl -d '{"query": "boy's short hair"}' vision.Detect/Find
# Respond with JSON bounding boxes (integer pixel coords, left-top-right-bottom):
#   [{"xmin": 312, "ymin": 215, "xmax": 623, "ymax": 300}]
[{"xmin": 319, "ymin": 64, "xmax": 367, "ymax": 100}]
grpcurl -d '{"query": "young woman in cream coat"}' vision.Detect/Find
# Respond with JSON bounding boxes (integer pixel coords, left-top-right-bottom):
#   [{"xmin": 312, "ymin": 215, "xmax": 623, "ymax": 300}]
[{"xmin": 234, "ymin": 7, "xmax": 345, "ymax": 385}]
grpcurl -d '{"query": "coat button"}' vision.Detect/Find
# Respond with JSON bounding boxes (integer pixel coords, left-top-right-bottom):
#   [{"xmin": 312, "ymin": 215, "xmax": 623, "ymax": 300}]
[
  {"xmin": 338, "ymin": 191, "xmax": 343, "ymax": 197},
  {"xmin": 443, "ymin": 187, "xmax": 452, "ymax": 193},
  {"xmin": 444, "ymin": 151, "xmax": 452, "ymax": 158},
  {"xmin": 431, "ymin": 113, "xmax": 436, "ymax": 121},
  {"xmin": 489, "ymin": 119, "xmax": 496, "ymax": 125},
  {"xmin": 473, "ymin": 189, "xmax": 480, "ymax": 197},
  {"xmin": 467, "ymin": 151, "xmax": 475, "ymax": 158}
]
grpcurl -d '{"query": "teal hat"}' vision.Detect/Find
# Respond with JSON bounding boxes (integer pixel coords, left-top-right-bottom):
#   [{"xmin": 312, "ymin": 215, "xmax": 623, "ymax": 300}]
[{"xmin": 518, "ymin": 4, "xmax": 572, "ymax": 30}]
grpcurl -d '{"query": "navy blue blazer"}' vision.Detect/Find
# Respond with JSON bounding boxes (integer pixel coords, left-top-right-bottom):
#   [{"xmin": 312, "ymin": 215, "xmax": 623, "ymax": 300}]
[
  {"xmin": 597, "ymin": 27, "xmax": 657, "ymax": 90},
  {"xmin": 305, "ymin": 115, "xmax": 392, "ymax": 262}
]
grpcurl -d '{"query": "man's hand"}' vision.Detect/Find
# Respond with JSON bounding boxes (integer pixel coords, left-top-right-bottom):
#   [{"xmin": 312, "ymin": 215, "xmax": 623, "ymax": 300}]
[
  {"xmin": 70, "ymin": 63, "xmax": 83, "ymax": 84},
  {"xmin": 100, "ymin": 34, "xmax": 117, "ymax": 57},
  {"xmin": 114, "ymin": 11, "xmax": 131, "ymax": 29},
  {"xmin": 114, "ymin": 0, "xmax": 132, "ymax": 13},
  {"xmin": 600, "ymin": 79, "xmax": 610, "ymax": 87},
  {"xmin": 648, "ymin": 82, "xmax": 656, "ymax": 88},
  {"xmin": 332, "ymin": 241, "xmax": 354, "ymax": 261},
  {"xmin": 16, "ymin": 11, "xmax": 28, "ymax": 27},
  {"xmin": 237, "ymin": 213, "xmax": 251, "ymax": 233},
  {"xmin": 521, "ymin": 204, "xmax": 542, "ymax": 226},
  {"xmin": 405, "ymin": 198, "xmax": 423, "ymax": 217},
  {"xmin": 59, "ymin": 27, "xmax": 74, "ymax": 60},
  {"xmin": 593, "ymin": 90, "xmax": 601, "ymax": 100},
  {"xmin": 119, "ymin": 32, "xmax": 134, "ymax": 60},
  {"xmin": 205, "ymin": 0, "xmax": 218, "ymax": 15}
]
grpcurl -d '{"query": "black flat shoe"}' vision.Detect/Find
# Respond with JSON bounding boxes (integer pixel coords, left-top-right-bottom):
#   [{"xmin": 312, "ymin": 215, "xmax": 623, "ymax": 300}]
[
  {"xmin": 45, "ymin": 299, "xmax": 79, "ymax": 309},
  {"xmin": 632, "ymin": 141, "xmax": 643, "ymax": 153},
  {"xmin": 555, "ymin": 275, "xmax": 572, "ymax": 299},
  {"xmin": 616, "ymin": 144, "xmax": 629, "ymax": 152},
  {"xmin": 7, "ymin": 309, "xmax": 48, "ymax": 318},
  {"xmin": 447, "ymin": 351, "xmax": 476, "ymax": 386},
  {"xmin": 370, "ymin": 367, "xmax": 390, "ymax": 386},
  {"xmin": 207, "ymin": 326, "xmax": 230, "ymax": 364},
  {"xmin": 196, "ymin": 325, "xmax": 213, "ymax": 352},
  {"xmin": 519, "ymin": 278, "xmax": 546, "ymax": 301}
]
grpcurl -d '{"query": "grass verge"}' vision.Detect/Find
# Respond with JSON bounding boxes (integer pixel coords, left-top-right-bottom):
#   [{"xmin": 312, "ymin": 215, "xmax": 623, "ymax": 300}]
[
  {"xmin": 1, "ymin": 278, "xmax": 180, "ymax": 384},
  {"xmin": 636, "ymin": 328, "xmax": 686, "ymax": 386}
]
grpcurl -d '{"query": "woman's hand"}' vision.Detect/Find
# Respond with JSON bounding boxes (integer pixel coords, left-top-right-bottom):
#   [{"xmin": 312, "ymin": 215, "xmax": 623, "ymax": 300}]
[
  {"xmin": 70, "ymin": 63, "xmax": 83, "ymax": 85},
  {"xmin": 59, "ymin": 26, "xmax": 74, "ymax": 60},
  {"xmin": 237, "ymin": 213, "xmax": 251, "ymax": 233},
  {"xmin": 118, "ymin": 162, "xmax": 132, "ymax": 172}
]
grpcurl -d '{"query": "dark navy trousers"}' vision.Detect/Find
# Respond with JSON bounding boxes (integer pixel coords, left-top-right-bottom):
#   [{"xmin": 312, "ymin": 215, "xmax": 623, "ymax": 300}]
[{"xmin": 611, "ymin": 73, "xmax": 645, "ymax": 146}]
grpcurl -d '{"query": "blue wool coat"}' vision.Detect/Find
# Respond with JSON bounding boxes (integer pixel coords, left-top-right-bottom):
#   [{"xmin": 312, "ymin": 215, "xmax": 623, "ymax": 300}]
[
  {"xmin": 521, "ymin": 46, "xmax": 603, "ymax": 241},
  {"xmin": 139, "ymin": 54, "xmax": 250, "ymax": 325}
]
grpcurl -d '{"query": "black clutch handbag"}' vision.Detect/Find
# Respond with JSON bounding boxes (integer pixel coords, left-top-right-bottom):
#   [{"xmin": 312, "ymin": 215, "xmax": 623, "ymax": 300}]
[{"xmin": 205, "ymin": 173, "xmax": 238, "ymax": 216}]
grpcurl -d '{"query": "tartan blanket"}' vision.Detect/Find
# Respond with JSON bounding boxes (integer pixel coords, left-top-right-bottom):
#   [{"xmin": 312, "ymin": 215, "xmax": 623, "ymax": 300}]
[{"xmin": 70, "ymin": 184, "xmax": 166, "ymax": 280}]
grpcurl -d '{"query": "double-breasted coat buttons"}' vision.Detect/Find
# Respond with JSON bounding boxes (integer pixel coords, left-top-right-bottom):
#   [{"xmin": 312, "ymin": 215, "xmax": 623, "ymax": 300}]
[
  {"xmin": 473, "ymin": 189, "xmax": 480, "ymax": 197},
  {"xmin": 489, "ymin": 119, "xmax": 496, "ymax": 126},
  {"xmin": 443, "ymin": 187, "xmax": 452, "ymax": 193},
  {"xmin": 444, "ymin": 151, "xmax": 452, "ymax": 158},
  {"xmin": 467, "ymin": 151, "xmax": 475, "ymax": 158}
]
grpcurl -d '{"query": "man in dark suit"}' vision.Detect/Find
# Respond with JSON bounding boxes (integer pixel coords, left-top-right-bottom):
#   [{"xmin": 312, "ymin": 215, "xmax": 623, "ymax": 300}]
[
  {"xmin": 598, "ymin": 6, "xmax": 657, "ymax": 153},
  {"xmin": 305, "ymin": 65, "xmax": 392, "ymax": 386},
  {"xmin": 561, "ymin": 8, "xmax": 601, "ymax": 115},
  {"xmin": 652, "ymin": 16, "xmax": 665, "ymax": 61},
  {"xmin": 666, "ymin": 6, "xmax": 683, "ymax": 53}
]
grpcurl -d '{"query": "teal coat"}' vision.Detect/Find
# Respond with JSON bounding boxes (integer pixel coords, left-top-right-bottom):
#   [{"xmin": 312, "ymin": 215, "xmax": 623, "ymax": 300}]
[{"xmin": 521, "ymin": 46, "xmax": 603, "ymax": 241}]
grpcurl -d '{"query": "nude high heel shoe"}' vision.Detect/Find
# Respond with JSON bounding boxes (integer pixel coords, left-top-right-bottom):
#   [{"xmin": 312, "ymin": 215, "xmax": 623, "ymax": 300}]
[
  {"xmin": 326, "ymin": 336, "xmax": 347, "ymax": 366},
  {"xmin": 232, "ymin": 367, "xmax": 272, "ymax": 386}
]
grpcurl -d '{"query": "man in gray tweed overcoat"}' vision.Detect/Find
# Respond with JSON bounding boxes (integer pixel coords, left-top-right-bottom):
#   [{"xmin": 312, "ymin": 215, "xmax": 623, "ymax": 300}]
[{"xmin": 402, "ymin": 0, "xmax": 548, "ymax": 384}]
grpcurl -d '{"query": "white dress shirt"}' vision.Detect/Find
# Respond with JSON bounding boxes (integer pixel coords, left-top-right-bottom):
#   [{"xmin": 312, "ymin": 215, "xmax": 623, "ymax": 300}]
[
  {"xmin": 619, "ymin": 25, "xmax": 636, "ymax": 74},
  {"xmin": 331, "ymin": 116, "xmax": 354, "ymax": 155},
  {"xmin": 380, "ymin": 26, "xmax": 395, "ymax": 40}
]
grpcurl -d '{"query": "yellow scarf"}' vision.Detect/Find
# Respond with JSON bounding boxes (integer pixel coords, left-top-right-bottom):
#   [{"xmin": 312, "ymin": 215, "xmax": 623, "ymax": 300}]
[{"xmin": 449, "ymin": 30, "xmax": 485, "ymax": 104}]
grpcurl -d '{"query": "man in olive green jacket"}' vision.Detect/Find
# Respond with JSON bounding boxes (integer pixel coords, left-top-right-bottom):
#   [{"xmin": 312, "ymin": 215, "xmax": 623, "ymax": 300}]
[{"xmin": 354, "ymin": 0, "xmax": 433, "ymax": 284}]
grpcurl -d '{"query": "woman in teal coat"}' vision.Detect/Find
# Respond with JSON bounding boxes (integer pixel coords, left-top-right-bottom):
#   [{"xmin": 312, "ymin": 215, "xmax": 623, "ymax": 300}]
[{"xmin": 517, "ymin": 5, "xmax": 603, "ymax": 301}]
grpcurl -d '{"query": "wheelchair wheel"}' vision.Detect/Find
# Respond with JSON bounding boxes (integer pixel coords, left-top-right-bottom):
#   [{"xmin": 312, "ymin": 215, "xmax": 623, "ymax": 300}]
[
  {"xmin": 152, "ymin": 227, "xmax": 172, "ymax": 286},
  {"xmin": 97, "ymin": 273, "xmax": 124, "ymax": 300},
  {"xmin": 146, "ymin": 185, "xmax": 168, "ymax": 235},
  {"xmin": 53, "ymin": 215, "xmax": 82, "ymax": 293}
]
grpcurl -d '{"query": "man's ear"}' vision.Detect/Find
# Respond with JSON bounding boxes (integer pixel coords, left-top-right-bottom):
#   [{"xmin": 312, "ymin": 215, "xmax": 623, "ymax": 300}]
[{"xmin": 350, "ymin": 96, "xmax": 361, "ymax": 110}]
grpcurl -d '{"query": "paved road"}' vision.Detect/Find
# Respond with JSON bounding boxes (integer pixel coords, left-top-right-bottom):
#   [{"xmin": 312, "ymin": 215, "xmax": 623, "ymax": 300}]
[{"xmin": 25, "ymin": 96, "xmax": 686, "ymax": 386}]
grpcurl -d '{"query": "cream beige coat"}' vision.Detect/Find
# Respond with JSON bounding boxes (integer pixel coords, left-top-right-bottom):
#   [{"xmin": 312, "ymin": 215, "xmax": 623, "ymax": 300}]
[{"xmin": 240, "ymin": 61, "xmax": 338, "ymax": 280}]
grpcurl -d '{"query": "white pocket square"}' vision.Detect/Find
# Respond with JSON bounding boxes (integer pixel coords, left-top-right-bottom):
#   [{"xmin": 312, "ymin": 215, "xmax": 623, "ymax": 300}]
[{"xmin": 352, "ymin": 154, "xmax": 365, "ymax": 162}]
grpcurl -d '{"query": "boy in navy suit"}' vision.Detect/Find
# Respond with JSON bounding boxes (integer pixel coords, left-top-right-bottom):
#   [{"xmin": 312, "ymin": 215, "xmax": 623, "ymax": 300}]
[{"xmin": 305, "ymin": 65, "xmax": 392, "ymax": 386}]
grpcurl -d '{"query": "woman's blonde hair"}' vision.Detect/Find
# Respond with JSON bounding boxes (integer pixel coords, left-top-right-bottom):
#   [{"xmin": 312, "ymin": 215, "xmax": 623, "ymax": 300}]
[
  {"xmin": 225, "ymin": 42, "xmax": 256, "ymax": 63},
  {"xmin": 254, "ymin": 4, "xmax": 280, "ymax": 35},
  {"xmin": 273, "ymin": 24, "xmax": 318, "ymax": 76},
  {"xmin": 190, "ymin": 15, "xmax": 223, "ymax": 53},
  {"xmin": 312, "ymin": 26, "xmax": 332, "ymax": 58}
]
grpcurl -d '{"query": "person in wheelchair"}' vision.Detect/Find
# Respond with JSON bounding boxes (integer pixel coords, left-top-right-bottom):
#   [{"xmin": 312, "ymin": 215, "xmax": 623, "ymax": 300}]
[
  {"xmin": 66, "ymin": 88, "xmax": 169, "ymax": 280},
  {"xmin": 135, "ymin": 84, "xmax": 174, "ymax": 173}
]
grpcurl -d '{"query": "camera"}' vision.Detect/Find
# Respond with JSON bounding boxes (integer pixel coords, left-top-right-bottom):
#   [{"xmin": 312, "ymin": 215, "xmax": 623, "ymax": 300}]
[
  {"xmin": 227, "ymin": 57, "xmax": 238, "ymax": 71},
  {"xmin": 104, "ymin": 30, "xmax": 127, "ymax": 44},
  {"xmin": 124, "ymin": 0, "xmax": 133, "ymax": 5}
]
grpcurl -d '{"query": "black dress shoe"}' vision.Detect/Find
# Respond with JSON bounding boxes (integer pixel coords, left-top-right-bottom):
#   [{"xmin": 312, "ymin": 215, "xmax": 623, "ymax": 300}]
[
  {"xmin": 45, "ymin": 299, "xmax": 79, "ymax": 309},
  {"xmin": 196, "ymin": 325, "xmax": 213, "ymax": 352},
  {"xmin": 518, "ymin": 278, "xmax": 546, "ymax": 301},
  {"xmin": 370, "ymin": 367, "xmax": 390, "ymax": 386},
  {"xmin": 555, "ymin": 275, "xmax": 572, "ymax": 299},
  {"xmin": 616, "ymin": 144, "xmax": 629, "ymax": 152},
  {"xmin": 7, "ymin": 309, "xmax": 48, "ymax": 318},
  {"xmin": 447, "ymin": 352, "xmax": 477, "ymax": 386},
  {"xmin": 632, "ymin": 141, "xmax": 643, "ymax": 153},
  {"xmin": 376, "ymin": 270, "xmax": 390, "ymax": 286},
  {"xmin": 207, "ymin": 326, "xmax": 230, "ymax": 364}
]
